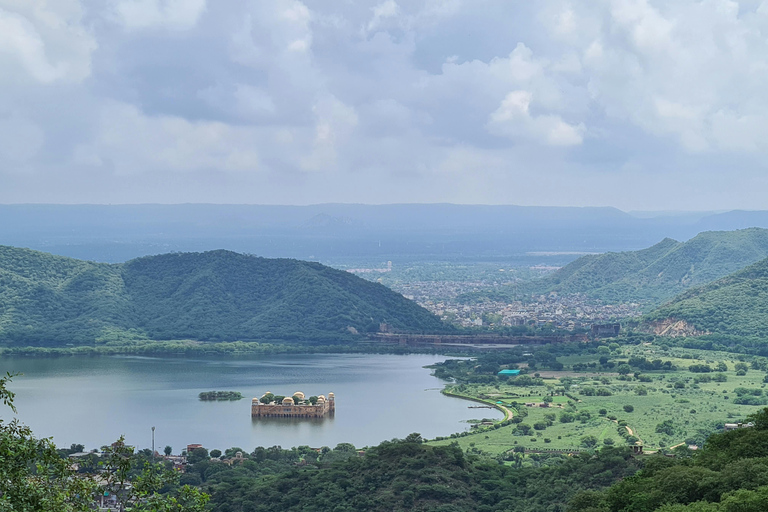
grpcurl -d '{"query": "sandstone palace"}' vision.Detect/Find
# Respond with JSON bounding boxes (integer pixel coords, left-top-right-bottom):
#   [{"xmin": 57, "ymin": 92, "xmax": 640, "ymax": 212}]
[{"xmin": 251, "ymin": 391, "xmax": 335, "ymax": 418}]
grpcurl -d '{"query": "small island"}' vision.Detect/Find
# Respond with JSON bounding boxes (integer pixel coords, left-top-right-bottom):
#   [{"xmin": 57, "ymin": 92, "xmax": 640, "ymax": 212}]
[
  {"xmin": 252, "ymin": 391, "xmax": 335, "ymax": 418},
  {"xmin": 198, "ymin": 391, "xmax": 244, "ymax": 401}
]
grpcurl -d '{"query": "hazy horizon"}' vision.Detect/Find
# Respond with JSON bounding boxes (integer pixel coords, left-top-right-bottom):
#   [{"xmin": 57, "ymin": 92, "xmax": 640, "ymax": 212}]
[{"xmin": 0, "ymin": 201, "xmax": 747, "ymax": 215}]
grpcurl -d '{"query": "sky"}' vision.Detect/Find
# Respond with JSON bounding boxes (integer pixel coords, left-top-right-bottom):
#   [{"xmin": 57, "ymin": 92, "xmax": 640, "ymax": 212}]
[{"xmin": 2, "ymin": 0, "xmax": 768, "ymax": 210}]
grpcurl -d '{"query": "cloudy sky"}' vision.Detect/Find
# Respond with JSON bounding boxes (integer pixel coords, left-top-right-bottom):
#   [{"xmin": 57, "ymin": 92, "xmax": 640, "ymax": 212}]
[{"xmin": 2, "ymin": 0, "xmax": 768, "ymax": 209}]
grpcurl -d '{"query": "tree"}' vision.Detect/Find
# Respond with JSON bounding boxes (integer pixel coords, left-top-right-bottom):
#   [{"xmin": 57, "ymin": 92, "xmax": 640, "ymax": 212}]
[
  {"xmin": 747, "ymin": 407, "xmax": 768, "ymax": 430},
  {"xmin": 187, "ymin": 447, "xmax": 209, "ymax": 464},
  {"xmin": 617, "ymin": 364, "xmax": 632, "ymax": 375},
  {"xmin": 623, "ymin": 405, "xmax": 634, "ymax": 413},
  {"xmin": 260, "ymin": 393, "xmax": 275, "ymax": 404},
  {"xmin": 209, "ymin": 449, "xmax": 222, "ymax": 458},
  {"xmin": 0, "ymin": 373, "xmax": 95, "ymax": 511},
  {"xmin": 164, "ymin": 445, "xmax": 173, "ymax": 456},
  {"xmin": 0, "ymin": 373, "xmax": 209, "ymax": 511},
  {"xmin": 404, "ymin": 432, "xmax": 423, "ymax": 444},
  {"xmin": 580, "ymin": 435, "xmax": 598, "ymax": 448}
]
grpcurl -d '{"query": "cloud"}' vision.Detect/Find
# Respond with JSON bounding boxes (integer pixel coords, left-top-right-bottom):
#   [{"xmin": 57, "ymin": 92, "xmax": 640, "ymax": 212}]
[
  {"xmin": 301, "ymin": 95, "xmax": 359, "ymax": 172},
  {"xmin": 0, "ymin": 1, "xmax": 95, "ymax": 83},
  {"xmin": 114, "ymin": 0, "xmax": 207, "ymax": 30},
  {"xmin": 365, "ymin": 0, "xmax": 400, "ymax": 33},
  {"xmin": 3, "ymin": 0, "xmax": 768, "ymax": 209},
  {"xmin": 0, "ymin": 112, "xmax": 44, "ymax": 165},
  {"xmin": 75, "ymin": 102, "xmax": 261, "ymax": 175},
  {"xmin": 488, "ymin": 90, "xmax": 585, "ymax": 146}
]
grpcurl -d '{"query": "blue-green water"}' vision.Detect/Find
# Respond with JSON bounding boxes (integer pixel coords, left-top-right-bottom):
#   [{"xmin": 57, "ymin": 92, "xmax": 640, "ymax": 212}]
[{"xmin": 0, "ymin": 354, "xmax": 500, "ymax": 453}]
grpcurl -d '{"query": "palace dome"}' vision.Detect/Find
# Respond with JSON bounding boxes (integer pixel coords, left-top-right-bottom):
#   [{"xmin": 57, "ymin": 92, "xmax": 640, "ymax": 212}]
[
  {"xmin": 282, "ymin": 397, "xmax": 294, "ymax": 405},
  {"xmin": 328, "ymin": 392, "xmax": 335, "ymax": 399},
  {"xmin": 293, "ymin": 392, "xmax": 305, "ymax": 400}
]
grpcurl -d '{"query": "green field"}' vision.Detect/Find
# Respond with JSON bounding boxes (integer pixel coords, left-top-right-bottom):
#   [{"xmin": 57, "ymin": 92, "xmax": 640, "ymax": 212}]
[{"xmin": 429, "ymin": 343, "xmax": 767, "ymax": 456}]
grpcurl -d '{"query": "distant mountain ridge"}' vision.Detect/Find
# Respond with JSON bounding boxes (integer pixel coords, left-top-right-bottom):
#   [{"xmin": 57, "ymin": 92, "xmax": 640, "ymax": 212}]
[
  {"xmin": 0, "ymin": 246, "xmax": 449, "ymax": 345},
  {"xmin": 7, "ymin": 204, "xmax": 768, "ymax": 264},
  {"xmin": 528, "ymin": 228, "xmax": 768, "ymax": 304},
  {"xmin": 645, "ymin": 256, "xmax": 768, "ymax": 338}
]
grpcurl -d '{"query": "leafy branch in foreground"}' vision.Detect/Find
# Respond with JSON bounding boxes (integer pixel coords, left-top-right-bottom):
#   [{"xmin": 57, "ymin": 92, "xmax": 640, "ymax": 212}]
[{"xmin": 0, "ymin": 373, "xmax": 208, "ymax": 511}]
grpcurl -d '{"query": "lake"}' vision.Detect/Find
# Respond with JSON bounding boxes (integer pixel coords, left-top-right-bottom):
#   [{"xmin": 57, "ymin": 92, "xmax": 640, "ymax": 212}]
[{"xmin": 0, "ymin": 353, "xmax": 501, "ymax": 453}]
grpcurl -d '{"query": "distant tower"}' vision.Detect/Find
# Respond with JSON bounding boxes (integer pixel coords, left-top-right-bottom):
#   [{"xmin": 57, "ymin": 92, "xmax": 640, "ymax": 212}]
[{"xmin": 387, "ymin": 261, "xmax": 392, "ymax": 271}]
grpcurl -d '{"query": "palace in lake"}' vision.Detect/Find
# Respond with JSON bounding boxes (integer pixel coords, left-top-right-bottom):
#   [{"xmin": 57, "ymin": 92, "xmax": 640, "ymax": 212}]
[{"xmin": 251, "ymin": 391, "xmax": 335, "ymax": 418}]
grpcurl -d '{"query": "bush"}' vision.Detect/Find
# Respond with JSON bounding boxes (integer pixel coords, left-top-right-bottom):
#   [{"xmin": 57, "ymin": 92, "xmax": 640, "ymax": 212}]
[{"xmin": 623, "ymin": 405, "xmax": 634, "ymax": 413}]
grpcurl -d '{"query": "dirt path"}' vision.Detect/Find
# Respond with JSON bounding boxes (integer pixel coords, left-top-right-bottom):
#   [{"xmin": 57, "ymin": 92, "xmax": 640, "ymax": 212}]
[
  {"xmin": 608, "ymin": 418, "xmax": 642, "ymax": 445},
  {"xmin": 498, "ymin": 405, "xmax": 513, "ymax": 421}
]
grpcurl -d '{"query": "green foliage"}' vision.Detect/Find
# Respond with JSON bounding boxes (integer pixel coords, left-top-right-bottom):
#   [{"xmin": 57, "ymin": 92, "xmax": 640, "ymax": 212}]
[
  {"xmin": 646, "ymin": 255, "xmax": 768, "ymax": 339},
  {"xmin": 0, "ymin": 373, "xmax": 208, "ymax": 511},
  {"xmin": 199, "ymin": 440, "xmax": 640, "ymax": 512},
  {"xmin": 569, "ymin": 407, "xmax": 768, "ymax": 512},
  {"xmin": 520, "ymin": 229, "xmax": 768, "ymax": 305},
  {"xmin": 198, "ymin": 391, "xmax": 243, "ymax": 401},
  {"xmin": 0, "ymin": 247, "xmax": 450, "ymax": 345}
]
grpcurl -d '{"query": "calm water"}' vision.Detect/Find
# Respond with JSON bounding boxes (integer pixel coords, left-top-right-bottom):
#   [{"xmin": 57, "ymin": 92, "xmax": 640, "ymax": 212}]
[{"xmin": 0, "ymin": 354, "xmax": 500, "ymax": 452}]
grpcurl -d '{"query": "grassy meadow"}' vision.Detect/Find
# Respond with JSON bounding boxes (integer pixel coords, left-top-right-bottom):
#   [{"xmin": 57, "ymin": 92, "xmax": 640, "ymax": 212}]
[{"xmin": 429, "ymin": 343, "xmax": 767, "ymax": 456}]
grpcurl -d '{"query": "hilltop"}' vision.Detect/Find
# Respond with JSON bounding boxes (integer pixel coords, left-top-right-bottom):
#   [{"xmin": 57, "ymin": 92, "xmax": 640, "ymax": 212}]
[
  {"xmin": 526, "ymin": 228, "xmax": 768, "ymax": 305},
  {"xmin": 0, "ymin": 246, "xmax": 449, "ymax": 345},
  {"xmin": 644, "ymin": 255, "xmax": 768, "ymax": 338}
]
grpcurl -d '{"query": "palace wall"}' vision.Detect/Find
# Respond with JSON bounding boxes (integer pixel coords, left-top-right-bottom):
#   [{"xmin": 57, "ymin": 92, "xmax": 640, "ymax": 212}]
[{"xmin": 251, "ymin": 394, "xmax": 335, "ymax": 418}]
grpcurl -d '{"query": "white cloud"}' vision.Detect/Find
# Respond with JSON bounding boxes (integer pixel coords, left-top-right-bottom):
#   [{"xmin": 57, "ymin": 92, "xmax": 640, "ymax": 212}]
[
  {"xmin": 115, "ymin": 0, "xmax": 207, "ymax": 31},
  {"xmin": 365, "ymin": 0, "xmax": 400, "ymax": 33},
  {"xmin": 488, "ymin": 90, "xmax": 584, "ymax": 146},
  {"xmin": 197, "ymin": 82, "xmax": 276, "ymax": 120},
  {"xmin": 76, "ymin": 102, "xmax": 261, "ymax": 175},
  {"xmin": 0, "ymin": 2, "xmax": 95, "ymax": 83},
  {"xmin": 569, "ymin": 0, "xmax": 768, "ymax": 153},
  {"xmin": 5, "ymin": 0, "xmax": 768, "ymax": 209},
  {"xmin": 301, "ymin": 95, "xmax": 359, "ymax": 171}
]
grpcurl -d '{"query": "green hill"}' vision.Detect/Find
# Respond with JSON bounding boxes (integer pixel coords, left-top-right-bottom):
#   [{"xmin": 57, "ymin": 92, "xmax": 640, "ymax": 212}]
[
  {"xmin": 0, "ymin": 246, "xmax": 449, "ymax": 345},
  {"xmin": 644, "ymin": 256, "xmax": 768, "ymax": 338},
  {"xmin": 531, "ymin": 228, "xmax": 768, "ymax": 304}
]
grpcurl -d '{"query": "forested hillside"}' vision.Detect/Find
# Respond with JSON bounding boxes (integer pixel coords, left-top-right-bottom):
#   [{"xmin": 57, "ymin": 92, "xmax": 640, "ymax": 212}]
[
  {"xmin": 197, "ymin": 440, "xmax": 641, "ymax": 512},
  {"xmin": 193, "ymin": 410, "xmax": 768, "ymax": 511},
  {"xmin": 531, "ymin": 228, "xmax": 768, "ymax": 304},
  {"xmin": 568, "ymin": 409, "xmax": 768, "ymax": 511},
  {"xmin": 645, "ymin": 256, "xmax": 768, "ymax": 339},
  {"xmin": 0, "ymin": 246, "xmax": 448, "ymax": 345}
]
